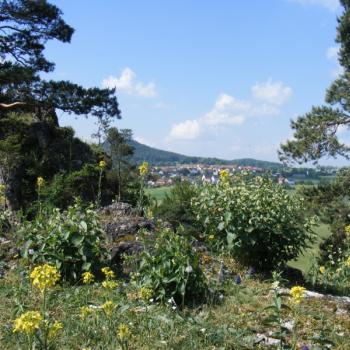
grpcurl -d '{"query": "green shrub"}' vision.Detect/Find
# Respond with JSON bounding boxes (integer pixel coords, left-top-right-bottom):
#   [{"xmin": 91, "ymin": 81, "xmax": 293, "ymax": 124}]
[
  {"xmin": 154, "ymin": 180, "xmax": 201, "ymax": 238},
  {"xmin": 136, "ymin": 227, "xmax": 207, "ymax": 305},
  {"xmin": 307, "ymin": 230, "xmax": 350, "ymax": 296},
  {"xmin": 20, "ymin": 200, "xmax": 109, "ymax": 281},
  {"xmin": 38, "ymin": 164, "xmax": 143, "ymax": 212},
  {"xmin": 192, "ymin": 172, "xmax": 315, "ymax": 271}
]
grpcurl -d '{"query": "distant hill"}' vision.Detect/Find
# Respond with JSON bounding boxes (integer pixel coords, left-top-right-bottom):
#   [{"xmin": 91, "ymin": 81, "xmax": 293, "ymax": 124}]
[{"xmin": 127, "ymin": 139, "xmax": 283, "ymax": 169}]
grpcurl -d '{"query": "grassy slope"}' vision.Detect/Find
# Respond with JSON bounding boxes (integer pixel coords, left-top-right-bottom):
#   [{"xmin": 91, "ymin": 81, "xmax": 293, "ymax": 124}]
[
  {"xmin": 1, "ymin": 261, "xmax": 349, "ymax": 349},
  {"xmin": 146, "ymin": 186, "xmax": 172, "ymax": 203},
  {"xmin": 288, "ymin": 224, "xmax": 331, "ymax": 273}
]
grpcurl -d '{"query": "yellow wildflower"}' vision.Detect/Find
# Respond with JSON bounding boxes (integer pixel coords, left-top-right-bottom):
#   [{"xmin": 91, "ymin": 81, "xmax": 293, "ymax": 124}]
[
  {"xmin": 290, "ymin": 286, "xmax": 306, "ymax": 304},
  {"xmin": 219, "ymin": 169, "xmax": 229, "ymax": 181},
  {"xmin": 101, "ymin": 300, "xmax": 116, "ymax": 317},
  {"xmin": 13, "ymin": 311, "xmax": 43, "ymax": 335},
  {"xmin": 139, "ymin": 287, "xmax": 153, "ymax": 301},
  {"xmin": 0, "ymin": 184, "xmax": 5, "ymax": 193},
  {"xmin": 80, "ymin": 306, "xmax": 93, "ymax": 320},
  {"xmin": 138, "ymin": 162, "xmax": 149, "ymax": 176},
  {"xmin": 30, "ymin": 264, "xmax": 60, "ymax": 293},
  {"xmin": 201, "ymin": 254, "xmax": 212, "ymax": 264},
  {"xmin": 101, "ymin": 267, "xmax": 115, "ymax": 279},
  {"xmin": 117, "ymin": 323, "xmax": 131, "ymax": 341},
  {"xmin": 82, "ymin": 271, "xmax": 95, "ymax": 284},
  {"xmin": 319, "ymin": 266, "xmax": 326, "ymax": 274},
  {"xmin": 99, "ymin": 160, "xmax": 107, "ymax": 169},
  {"xmin": 102, "ymin": 280, "xmax": 118, "ymax": 290},
  {"xmin": 37, "ymin": 176, "xmax": 45, "ymax": 188},
  {"xmin": 347, "ymin": 256, "xmax": 350, "ymax": 267},
  {"xmin": 48, "ymin": 321, "xmax": 63, "ymax": 339},
  {"xmin": 208, "ymin": 234, "xmax": 215, "ymax": 240},
  {"xmin": 345, "ymin": 225, "xmax": 350, "ymax": 236}
]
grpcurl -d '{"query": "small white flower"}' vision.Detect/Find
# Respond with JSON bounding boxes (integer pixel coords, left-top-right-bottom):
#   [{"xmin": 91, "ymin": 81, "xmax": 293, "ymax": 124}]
[
  {"xmin": 28, "ymin": 249, "xmax": 34, "ymax": 255},
  {"xmin": 200, "ymin": 328, "xmax": 206, "ymax": 333},
  {"xmin": 149, "ymin": 298, "xmax": 154, "ymax": 303},
  {"xmin": 172, "ymin": 306, "xmax": 177, "ymax": 310},
  {"xmin": 271, "ymin": 281, "xmax": 280, "ymax": 290},
  {"xmin": 185, "ymin": 265, "xmax": 193, "ymax": 273}
]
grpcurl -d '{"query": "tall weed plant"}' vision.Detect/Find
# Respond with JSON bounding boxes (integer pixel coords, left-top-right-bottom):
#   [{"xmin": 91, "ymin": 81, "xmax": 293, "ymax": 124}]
[
  {"xmin": 192, "ymin": 172, "xmax": 315, "ymax": 271},
  {"xmin": 20, "ymin": 200, "xmax": 109, "ymax": 282}
]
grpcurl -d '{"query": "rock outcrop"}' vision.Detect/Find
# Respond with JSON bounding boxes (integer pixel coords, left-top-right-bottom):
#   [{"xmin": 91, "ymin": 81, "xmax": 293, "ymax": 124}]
[{"xmin": 99, "ymin": 201, "xmax": 155, "ymax": 265}]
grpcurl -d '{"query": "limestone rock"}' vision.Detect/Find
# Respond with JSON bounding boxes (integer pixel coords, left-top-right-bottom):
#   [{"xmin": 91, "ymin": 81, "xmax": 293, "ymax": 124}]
[{"xmin": 100, "ymin": 202, "xmax": 155, "ymax": 241}]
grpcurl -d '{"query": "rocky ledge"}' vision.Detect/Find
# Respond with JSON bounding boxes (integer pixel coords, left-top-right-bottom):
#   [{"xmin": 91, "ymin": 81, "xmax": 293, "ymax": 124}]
[{"xmin": 99, "ymin": 201, "xmax": 155, "ymax": 265}]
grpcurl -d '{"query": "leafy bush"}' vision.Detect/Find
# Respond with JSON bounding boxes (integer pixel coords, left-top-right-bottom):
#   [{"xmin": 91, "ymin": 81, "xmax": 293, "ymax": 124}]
[
  {"xmin": 136, "ymin": 228, "xmax": 207, "ymax": 305},
  {"xmin": 154, "ymin": 180, "xmax": 202, "ymax": 238},
  {"xmin": 300, "ymin": 169, "xmax": 350, "ymax": 267},
  {"xmin": 37, "ymin": 164, "xmax": 142, "ymax": 212},
  {"xmin": 21, "ymin": 200, "xmax": 109, "ymax": 281},
  {"xmin": 192, "ymin": 172, "xmax": 315, "ymax": 271},
  {"xmin": 307, "ymin": 233, "xmax": 350, "ymax": 296}
]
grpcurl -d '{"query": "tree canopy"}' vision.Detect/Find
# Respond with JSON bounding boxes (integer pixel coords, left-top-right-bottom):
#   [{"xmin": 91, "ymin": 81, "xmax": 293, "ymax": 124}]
[
  {"xmin": 279, "ymin": 0, "xmax": 350, "ymax": 164},
  {"xmin": 0, "ymin": 0, "xmax": 121, "ymax": 126}
]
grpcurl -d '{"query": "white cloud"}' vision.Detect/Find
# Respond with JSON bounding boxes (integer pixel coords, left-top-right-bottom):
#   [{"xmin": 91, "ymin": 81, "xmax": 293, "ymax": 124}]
[
  {"xmin": 102, "ymin": 67, "xmax": 157, "ymax": 98},
  {"xmin": 168, "ymin": 79, "xmax": 292, "ymax": 140},
  {"xmin": 202, "ymin": 94, "xmax": 248, "ymax": 126},
  {"xmin": 154, "ymin": 101, "xmax": 167, "ymax": 109},
  {"xmin": 169, "ymin": 120, "xmax": 201, "ymax": 140},
  {"xmin": 251, "ymin": 80, "xmax": 292, "ymax": 106},
  {"xmin": 326, "ymin": 46, "xmax": 343, "ymax": 77},
  {"xmin": 134, "ymin": 136, "xmax": 156, "ymax": 147},
  {"xmin": 326, "ymin": 46, "xmax": 339, "ymax": 60},
  {"xmin": 290, "ymin": 0, "xmax": 339, "ymax": 11}
]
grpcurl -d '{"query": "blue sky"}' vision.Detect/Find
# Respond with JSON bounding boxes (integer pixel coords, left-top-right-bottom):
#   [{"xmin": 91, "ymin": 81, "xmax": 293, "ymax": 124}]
[{"xmin": 45, "ymin": 0, "xmax": 348, "ymax": 164}]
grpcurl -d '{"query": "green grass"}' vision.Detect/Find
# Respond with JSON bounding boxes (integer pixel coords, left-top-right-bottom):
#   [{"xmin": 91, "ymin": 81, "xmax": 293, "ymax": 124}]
[
  {"xmin": 1, "ymin": 260, "xmax": 350, "ymax": 349},
  {"xmin": 146, "ymin": 186, "xmax": 173, "ymax": 203},
  {"xmin": 288, "ymin": 224, "xmax": 331, "ymax": 273}
]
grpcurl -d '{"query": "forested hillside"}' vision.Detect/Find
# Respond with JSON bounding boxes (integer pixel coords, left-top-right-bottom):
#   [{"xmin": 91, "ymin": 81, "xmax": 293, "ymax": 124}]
[{"xmin": 128, "ymin": 139, "xmax": 284, "ymax": 168}]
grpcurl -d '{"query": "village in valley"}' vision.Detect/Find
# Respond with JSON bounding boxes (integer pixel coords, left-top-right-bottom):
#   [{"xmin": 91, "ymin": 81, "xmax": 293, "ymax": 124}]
[{"xmin": 146, "ymin": 163, "xmax": 339, "ymax": 187}]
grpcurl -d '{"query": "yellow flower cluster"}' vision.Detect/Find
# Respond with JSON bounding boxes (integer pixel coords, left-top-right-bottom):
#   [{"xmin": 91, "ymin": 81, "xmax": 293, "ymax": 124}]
[
  {"xmin": 290, "ymin": 286, "xmax": 306, "ymax": 304},
  {"xmin": 80, "ymin": 306, "xmax": 94, "ymax": 320},
  {"xmin": 138, "ymin": 161, "xmax": 149, "ymax": 176},
  {"xmin": 48, "ymin": 320, "xmax": 63, "ymax": 339},
  {"xmin": 102, "ymin": 280, "xmax": 118, "ymax": 290},
  {"xmin": 37, "ymin": 176, "xmax": 45, "ymax": 188},
  {"xmin": 101, "ymin": 300, "xmax": 116, "ymax": 317},
  {"xmin": 117, "ymin": 323, "xmax": 131, "ymax": 341},
  {"xmin": 13, "ymin": 311, "xmax": 43, "ymax": 335},
  {"xmin": 345, "ymin": 225, "xmax": 350, "ymax": 236},
  {"xmin": 208, "ymin": 234, "xmax": 215, "ymax": 240},
  {"xmin": 139, "ymin": 287, "xmax": 153, "ymax": 301},
  {"xmin": 219, "ymin": 169, "xmax": 229, "ymax": 181},
  {"xmin": 82, "ymin": 271, "xmax": 95, "ymax": 284},
  {"xmin": 30, "ymin": 264, "xmax": 60, "ymax": 293},
  {"xmin": 347, "ymin": 256, "xmax": 350, "ymax": 267},
  {"xmin": 0, "ymin": 184, "xmax": 5, "ymax": 206},
  {"xmin": 319, "ymin": 266, "xmax": 326, "ymax": 274},
  {"xmin": 99, "ymin": 160, "xmax": 107, "ymax": 169},
  {"xmin": 201, "ymin": 254, "xmax": 213, "ymax": 264},
  {"xmin": 101, "ymin": 267, "xmax": 115, "ymax": 279}
]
